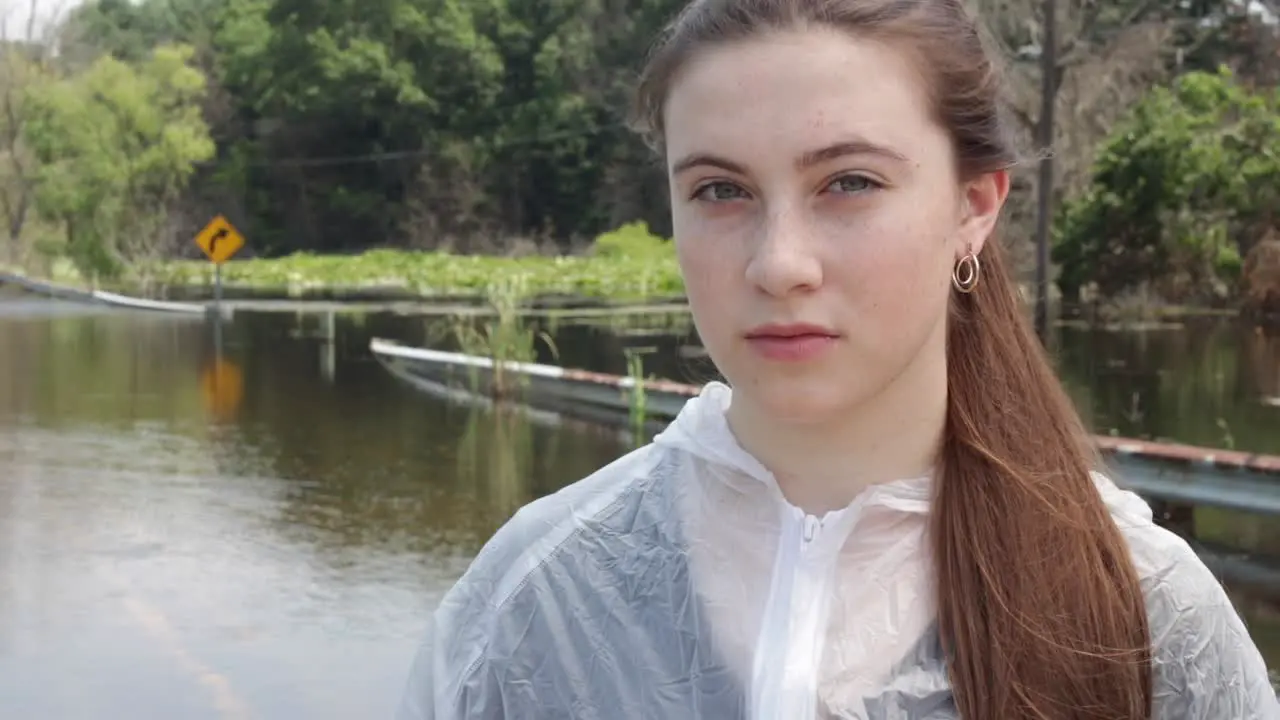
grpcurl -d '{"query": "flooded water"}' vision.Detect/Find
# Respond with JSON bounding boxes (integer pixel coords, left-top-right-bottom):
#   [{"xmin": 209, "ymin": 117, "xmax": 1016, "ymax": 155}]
[{"xmin": 0, "ymin": 297, "xmax": 1276, "ymax": 717}]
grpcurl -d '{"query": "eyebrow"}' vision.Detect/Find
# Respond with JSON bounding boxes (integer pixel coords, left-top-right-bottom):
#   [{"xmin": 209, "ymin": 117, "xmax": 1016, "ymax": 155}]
[
  {"xmin": 670, "ymin": 138, "xmax": 909, "ymax": 177},
  {"xmin": 800, "ymin": 139, "xmax": 908, "ymax": 168}
]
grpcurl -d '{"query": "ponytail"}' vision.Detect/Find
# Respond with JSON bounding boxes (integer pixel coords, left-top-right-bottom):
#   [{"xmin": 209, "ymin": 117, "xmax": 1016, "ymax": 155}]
[{"xmin": 934, "ymin": 238, "xmax": 1153, "ymax": 718}]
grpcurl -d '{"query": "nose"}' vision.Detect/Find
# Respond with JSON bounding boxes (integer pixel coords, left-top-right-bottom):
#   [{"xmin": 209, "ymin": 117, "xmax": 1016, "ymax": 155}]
[{"xmin": 744, "ymin": 208, "xmax": 824, "ymax": 297}]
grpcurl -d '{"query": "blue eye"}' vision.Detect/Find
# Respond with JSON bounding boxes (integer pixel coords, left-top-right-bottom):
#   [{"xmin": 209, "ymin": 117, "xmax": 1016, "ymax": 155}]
[
  {"xmin": 827, "ymin": 175, "xmax": 879, "ymax": 194},
  {"xmin": 692, "ymin": 181, "xmax": 749, "ymax": 202}
]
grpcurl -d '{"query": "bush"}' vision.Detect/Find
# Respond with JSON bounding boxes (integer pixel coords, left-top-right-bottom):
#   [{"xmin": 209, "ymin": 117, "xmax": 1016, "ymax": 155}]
[
  {"xmin": 1053, "ymin": 68, "xmax": 1280, "ymax": 305},
  {"xmin": 591, "ymin": 221, "xmax": 671, "ymax": 260},
  {"xmin": 138, "ymin": 222, "xmax": 686, "ymax": 301}
]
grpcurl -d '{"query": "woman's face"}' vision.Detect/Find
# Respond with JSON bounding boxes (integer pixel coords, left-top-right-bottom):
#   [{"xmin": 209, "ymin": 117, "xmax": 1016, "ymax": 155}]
[{"xmin": 663, "ymin": 27, "xmax": 1005, "ymax": 424}]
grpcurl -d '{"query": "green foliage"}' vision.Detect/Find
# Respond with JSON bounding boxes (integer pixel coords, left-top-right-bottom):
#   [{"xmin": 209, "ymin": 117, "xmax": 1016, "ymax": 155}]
[
  {"xmin": 146, "ymin": 243, "xmax": 684, "ymax": 300},
  {"xmin": 1053, "ymin": 68, "xmax": 1280, "ymax": 304},
  {"xmin": 623, "ymin": 345, "xmax": 658, "ymax": 446},
  {"xmin": 58, "ymin": 0, "xmax": 223, "ymax": 66},
  {"xmin": 23, "ymin": 44, "xmax": 215, "ymax": 279},
  {"xmin": 142, "ymin": 221, "xmax": 678, "ymax": 299},
  {"xmin": 451, "ymin": 275, "xmax": 559, "ymax": 397},
  {"xmin": 591, "ymin": 221, "xmax": 669, "ymax": 260},
  {"xmin": 85, "ymin": 0, "xmax": 689, "ymax": 255},
  {"xmin": 0, "ymin": 43, "xmax": 52, "ymax": 266},
  {"xmin": 20, "ymin": 0, "xmax": 1276, "ymax": 306}
]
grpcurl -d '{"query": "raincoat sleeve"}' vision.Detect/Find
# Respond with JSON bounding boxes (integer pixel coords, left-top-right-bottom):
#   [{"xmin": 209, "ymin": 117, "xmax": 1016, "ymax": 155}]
[
  {"xmin": 395, "ymin": 563, "xmax": 505, "ymax": 720},
  {"xmin": 394, "ymin": 496, "xmax": 545, "ymax": 720},
  {"xmin": 1146, "ymin": 536, "xmax": 1280, "ymax": 719},
  {"xmin": 396, "ymin": 448, "xmax": 667, "ymax": 720}
]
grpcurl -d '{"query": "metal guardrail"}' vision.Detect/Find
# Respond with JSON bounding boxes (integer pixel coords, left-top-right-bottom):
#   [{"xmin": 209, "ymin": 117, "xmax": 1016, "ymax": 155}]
[
  {"xmin": 370, "ymin": 338, "xmax": 1280, "ymax": 520},
  {"xmin": 1107, "ymin": 453, "xmax": 1280, "ymax": 516},
  {"xmin": 0, "ymin": 270, "xmax": 207, "ymax": 315},
  {"xmin": 1192, "ymin": 539, "xmax": 1280, "ymax": 597}
]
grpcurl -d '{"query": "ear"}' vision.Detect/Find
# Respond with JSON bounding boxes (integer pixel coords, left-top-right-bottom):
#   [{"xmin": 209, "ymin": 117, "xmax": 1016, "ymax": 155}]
[{"xmin": 955, "ymin": 169, "xmax": 1010, "ymax": 258}]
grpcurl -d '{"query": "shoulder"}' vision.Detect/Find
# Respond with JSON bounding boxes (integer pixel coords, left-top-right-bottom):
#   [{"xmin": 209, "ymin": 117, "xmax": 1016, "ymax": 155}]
[
  {"xmin": 1093, "ymin": 469, "xmax": 1227, "ymax": 599},
  {"xmin": 468, "ymin": 442, "xmax": 670, "ymax": 592},
  {"xmin": 442, "ymin": 440, "xmax": 667, "ymax": 623},
  {"xmin": 1094, "ymin": 473, "xmax": 1280, "ymax": 718},
  {"xmin": 397, "ymin": 443, "xmax": 677, "ymax": 718}
]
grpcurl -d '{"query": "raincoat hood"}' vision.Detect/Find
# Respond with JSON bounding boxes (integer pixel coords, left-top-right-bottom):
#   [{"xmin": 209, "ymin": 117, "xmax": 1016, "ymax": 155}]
[{"xmin": 398, "ymin": 381, "xmax": 1279, "ymax": 719}]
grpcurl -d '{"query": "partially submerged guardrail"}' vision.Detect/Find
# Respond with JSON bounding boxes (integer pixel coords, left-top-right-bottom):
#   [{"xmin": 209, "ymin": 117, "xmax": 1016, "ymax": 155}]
[
  {"xmin": 0, "ymin": 270, "xmax": 206, "ymax": 315},
  {"xmin": 369, "ymin": 338, "xmax": 1280, "ymax": 518}
]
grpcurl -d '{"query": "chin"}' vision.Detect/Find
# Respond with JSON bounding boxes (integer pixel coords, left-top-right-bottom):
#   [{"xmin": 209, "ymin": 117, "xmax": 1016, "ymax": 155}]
[{"xmin": 729, "ymin": 369, "xmax": 864, "ymax": 426}]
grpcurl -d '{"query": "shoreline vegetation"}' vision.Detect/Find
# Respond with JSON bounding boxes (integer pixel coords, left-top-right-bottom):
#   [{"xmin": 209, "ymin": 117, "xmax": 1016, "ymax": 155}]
[
  {"xmin": 1, "ymin": 222, "xmax": 1271, "ymax": 326},
  {"xmin": 149, "ymin": 247, "xmax": 685, "ymax": 304},
  {"xmin": 0, "ymin": 215, "xmax": 1273, "ymax": 327},
  {"xmin": 0, "ymin": 250, "xmax": 1260, "ymax": 329},
  {"xmin": 4, "ymin": 222, "xmax": 685, "ymax": 305}
]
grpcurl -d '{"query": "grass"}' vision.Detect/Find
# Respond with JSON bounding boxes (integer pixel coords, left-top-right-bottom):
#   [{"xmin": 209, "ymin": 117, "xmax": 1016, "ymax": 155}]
[
  {"xmin": 3, "ymin": 222, "xmax": 683, "ymax": 302},
  {"xmin": 136, "ymin": 222, "xmax": 684, "ymax": 302},
  {"xmin": 143, "ymin": 249, "xmax": 683, "ymax": 300},
  {"xmin": 624, "ymin": 346, "xmax": 658, "ymax": 444},
  {"xmin": 448, "ymin": 276, "xmax": 559, "ymax": 398},
  {"xmin": 1, "ymin": 256, "xmax": 88, "ymax": 287}
]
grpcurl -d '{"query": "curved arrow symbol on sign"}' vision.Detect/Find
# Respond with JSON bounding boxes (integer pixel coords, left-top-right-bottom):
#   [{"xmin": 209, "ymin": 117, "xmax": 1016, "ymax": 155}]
[{"xmin": 209, "ymin": 228, "xmax": 229, "ymax": 254}]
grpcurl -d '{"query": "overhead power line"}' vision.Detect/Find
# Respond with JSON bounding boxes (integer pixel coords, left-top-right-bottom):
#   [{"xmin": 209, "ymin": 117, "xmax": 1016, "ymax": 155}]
[{"xmin": 195, "ymin": 124, "xmax": 622, "ymax": 170}]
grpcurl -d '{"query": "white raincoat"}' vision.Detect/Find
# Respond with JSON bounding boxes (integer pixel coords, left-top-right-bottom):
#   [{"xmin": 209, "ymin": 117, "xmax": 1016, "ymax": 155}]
[{"xmin": 398, "ymin": 381, "xmax": 1279, "ymax": 719}]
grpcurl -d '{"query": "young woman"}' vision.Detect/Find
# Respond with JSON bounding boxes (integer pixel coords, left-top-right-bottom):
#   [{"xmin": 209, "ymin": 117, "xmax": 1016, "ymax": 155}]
[{"xmin": 398, "ymin": 0, "xmax": 1279, "ymax": 717}]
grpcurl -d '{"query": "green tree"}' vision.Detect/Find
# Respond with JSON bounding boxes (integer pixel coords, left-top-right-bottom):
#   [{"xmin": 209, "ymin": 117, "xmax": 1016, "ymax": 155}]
[
  {"xmin": 1053, "ymin": 68, "xmax": 1280, "ymax": 305},
  {"xmin": 23, "ymin": 44, "xmax": 216, "ymax": 280},
  {"xmin": 43, "ymin": 0, "xmax": 1276, "ymax": 273},
  {"xmin": 0, "ymin": 42, "xmax": 49, "ymax": 262},
  {"xmin": 57, "ymin": 0, "xmax": 223, "ymax": 67},
  {"xmin": 212, "ymin": 0, "xmax": 507, "ymax": 252}
]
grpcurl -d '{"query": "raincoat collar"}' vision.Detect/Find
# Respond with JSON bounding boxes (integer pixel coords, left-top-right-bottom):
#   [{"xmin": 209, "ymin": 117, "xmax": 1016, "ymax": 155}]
[{"xmin": 654, "ymin": 381, "xmax": 934, "ymax": 516}]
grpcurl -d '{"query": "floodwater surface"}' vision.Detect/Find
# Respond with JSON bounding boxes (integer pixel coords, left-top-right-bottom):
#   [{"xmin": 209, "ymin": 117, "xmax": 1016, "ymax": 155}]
[{"xmin": 0, "ymin": 299, "xmax": 1276, "ymax": 717}]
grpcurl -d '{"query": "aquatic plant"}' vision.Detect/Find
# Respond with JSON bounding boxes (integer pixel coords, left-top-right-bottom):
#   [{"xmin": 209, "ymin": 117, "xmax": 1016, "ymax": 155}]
[
  {"xmin": 451, "ymin": 275, "xmax": 558, "ymax": 398},
  {"xmin": 623, "ymin": 345, "xmax": 658, "ymax": 445}
]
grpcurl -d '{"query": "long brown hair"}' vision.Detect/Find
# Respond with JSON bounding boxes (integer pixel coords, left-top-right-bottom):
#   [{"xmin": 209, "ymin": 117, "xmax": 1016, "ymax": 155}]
[{"xmin": 630, "ymin": 1, "xmax": 1154, "ymax": 717}]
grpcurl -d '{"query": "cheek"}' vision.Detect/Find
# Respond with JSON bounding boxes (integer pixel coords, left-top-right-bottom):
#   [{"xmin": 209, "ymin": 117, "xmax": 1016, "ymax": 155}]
[
  {"xmin": 833, "ymin": 211, "xmax": 954, "ymax": 322},
  {"xmin": 674, "ymin": 229, "xmax": 735, "ymax": 329},
  {"xmin": 674, "ymin": 231, "xmax": 716, "ymax": 295},
  {"xmin": 673, "ymin": 206, "xmax": 748, "ymax": 286},
  {"xmin": 841, "ymin": 218, "xmax": 948, "ymax": 289}
]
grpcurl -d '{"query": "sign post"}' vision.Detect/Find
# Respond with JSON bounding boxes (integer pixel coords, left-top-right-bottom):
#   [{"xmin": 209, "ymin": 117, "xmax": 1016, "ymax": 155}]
[
  {"xmin": 193, "ymin": 215, "xmax": 246, "ymax": 423},
  {"xmin": 194, "ymin": 215, "xmax": 245, "ymax": 313}
]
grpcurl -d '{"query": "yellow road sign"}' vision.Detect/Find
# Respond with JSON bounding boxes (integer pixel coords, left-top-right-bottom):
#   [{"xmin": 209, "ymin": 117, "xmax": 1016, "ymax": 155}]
[{"xmin": 195, "ymin": 215, "xmax": 244, "ymax": 264}]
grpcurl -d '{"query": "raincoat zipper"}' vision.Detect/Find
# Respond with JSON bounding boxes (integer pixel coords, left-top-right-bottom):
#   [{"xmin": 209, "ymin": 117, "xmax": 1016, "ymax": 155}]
[
  {"xmin": 802, "ymin": 514, "xmax": 822, "ymax": 544},
  {"xmin": 753, "ymin": 511, "xmax": 832, "ymax": 719}
]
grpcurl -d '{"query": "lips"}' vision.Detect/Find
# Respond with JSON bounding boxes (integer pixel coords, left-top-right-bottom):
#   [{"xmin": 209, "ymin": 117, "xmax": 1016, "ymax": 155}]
[
  {"xmin": 744, "ymin": 323, "xmax": 838, "ymax": 340},
  {"xmin": 743, "ymin": 323, "xmax": 840, "ymax": 362}
]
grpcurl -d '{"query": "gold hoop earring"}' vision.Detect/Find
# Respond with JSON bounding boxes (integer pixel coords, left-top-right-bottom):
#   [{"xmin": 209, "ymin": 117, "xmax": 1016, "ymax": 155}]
[{"xmin": 952, "ymin": 253, "xmax": 980, "ymax": 294}]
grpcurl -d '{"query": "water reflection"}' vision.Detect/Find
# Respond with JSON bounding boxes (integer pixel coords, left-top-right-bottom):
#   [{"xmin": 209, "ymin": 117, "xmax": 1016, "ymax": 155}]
[
  {"xmin": 1249, "ymin": 328, "xmax": 1280, "ymax": 407},
  {"xmin": 1195, "ymin": 507, "xmax": 1280, "ymax": 558},
  {"xmin": 1056, "ymin": 320, "xmax": 1280, "ymax": 453},
  {"xmin": 0, "ymin": 307, "xmax": 631, "ymax": 717},
  {"xmin": 0, "ymin": 303, "xmax": 1275, "ymax": 717}
]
